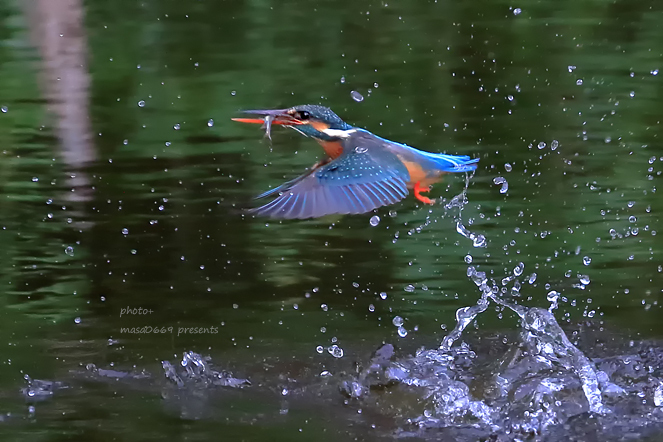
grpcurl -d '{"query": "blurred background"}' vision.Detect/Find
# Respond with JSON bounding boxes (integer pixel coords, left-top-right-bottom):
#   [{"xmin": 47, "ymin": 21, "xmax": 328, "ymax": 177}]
[{"xmin": 0, "ymin": 0, "xmax": 661, "ymax": 440}]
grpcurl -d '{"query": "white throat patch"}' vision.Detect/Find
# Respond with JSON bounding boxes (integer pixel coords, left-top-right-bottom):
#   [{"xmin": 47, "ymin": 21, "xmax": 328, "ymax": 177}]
[{"xmin": 320, "ymin": 128, "xmax": 356, "ymax": 138}]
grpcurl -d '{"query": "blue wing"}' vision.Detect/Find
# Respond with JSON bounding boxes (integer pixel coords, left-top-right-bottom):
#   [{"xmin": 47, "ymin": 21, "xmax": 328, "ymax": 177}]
[
  {"xmin": 250, "ymin": 146, "xmax": 410, "ymax": 219},
  {"xmin": 254, "ymin": 174, "xmax": 311, "ymax": 200},
  {"xmin": 254, "ymin": 159, "xmax": 332, "ymax": 200}
]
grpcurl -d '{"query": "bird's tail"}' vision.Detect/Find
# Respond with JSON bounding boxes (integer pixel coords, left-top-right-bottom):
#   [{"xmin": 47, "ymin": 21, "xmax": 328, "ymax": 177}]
[{"xmin": 429, "ymin": 153, "xmax": 479, "ymax": 173}]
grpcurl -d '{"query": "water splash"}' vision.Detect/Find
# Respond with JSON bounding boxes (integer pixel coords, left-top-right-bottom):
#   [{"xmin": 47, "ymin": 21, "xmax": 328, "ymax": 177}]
[
  {"xmin": 446, "ymin": 172, "xmax": 487, "ymax": 248},
  {"xmin": 439, "ymin": 299, "xmax": 489, "ymax": 352},
  {"xmin": 436, "ymin": 256, "xmax": 609, "ymax": 417},
  {"xmin": 22, "ymin": 375, "xmax": 65, "ymax": 400},
  {"xmin": 519, "ymin": 308, "xmax": 609, "ymax": 414},
  {"xmin": 341, "ymin": 159, "xmax": 614, "ymax": 434},
  {"xmin": 444, "ymin": 192, "xmax": 467, "ymax": 210},
  {"xmin": 162, "ymin": 351, "xmax": 250, "ymax": 388},
  {"xmin": 436, "ymin": 173, "xmax": 609, "ymax": 417}
]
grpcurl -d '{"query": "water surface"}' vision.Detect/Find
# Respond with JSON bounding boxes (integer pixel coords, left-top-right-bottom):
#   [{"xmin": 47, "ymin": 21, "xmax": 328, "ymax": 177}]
[{"xmin": 0, "ymin": 0, "xmax": 662, "ymax": 440}]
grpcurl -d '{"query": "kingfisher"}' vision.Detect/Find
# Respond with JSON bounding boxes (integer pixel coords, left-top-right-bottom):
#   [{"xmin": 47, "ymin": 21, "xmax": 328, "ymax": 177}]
[{"xmin": 232, "ymin": 105, "xmax": 478, "ymax": 219}]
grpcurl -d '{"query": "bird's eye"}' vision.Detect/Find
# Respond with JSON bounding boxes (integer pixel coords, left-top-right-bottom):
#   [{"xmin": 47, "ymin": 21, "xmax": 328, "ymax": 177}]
[{"xmin": 297, "ymin": 111, "xmax": 310, "ymax": 120}]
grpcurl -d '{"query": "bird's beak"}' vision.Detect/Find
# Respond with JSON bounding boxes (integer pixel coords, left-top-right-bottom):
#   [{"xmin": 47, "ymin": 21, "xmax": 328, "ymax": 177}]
[{"xmin": 231, "ymin": 109, "xmax": 304, "ymax": 126}]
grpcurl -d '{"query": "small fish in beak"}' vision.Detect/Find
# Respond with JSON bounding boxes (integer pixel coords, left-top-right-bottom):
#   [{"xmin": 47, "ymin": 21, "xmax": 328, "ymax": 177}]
[
  {"xmin": 232, "ymin": 108, "xmax": 305, "ymax": 141},
  {"xmin": 262, "ymin": 114, "xmax": 274, "ymax": 140}
]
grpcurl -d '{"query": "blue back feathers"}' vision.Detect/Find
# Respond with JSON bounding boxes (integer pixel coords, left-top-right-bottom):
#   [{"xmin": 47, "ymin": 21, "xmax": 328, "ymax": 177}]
[{"xmin": 360, "ymin": 130, "xmax": 479, "ymax": 174}]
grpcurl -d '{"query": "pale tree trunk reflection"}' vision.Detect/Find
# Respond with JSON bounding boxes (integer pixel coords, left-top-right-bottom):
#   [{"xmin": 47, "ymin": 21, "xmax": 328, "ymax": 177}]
[{"xmin": 24, "ymin": 0, "xmax": 96, "ymax": 207}]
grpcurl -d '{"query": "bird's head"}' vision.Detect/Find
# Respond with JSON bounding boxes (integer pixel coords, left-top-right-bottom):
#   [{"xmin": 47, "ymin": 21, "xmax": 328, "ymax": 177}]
[{"xmin": 232, "ymin": 104, "xmax": 353, "ymax": 141}]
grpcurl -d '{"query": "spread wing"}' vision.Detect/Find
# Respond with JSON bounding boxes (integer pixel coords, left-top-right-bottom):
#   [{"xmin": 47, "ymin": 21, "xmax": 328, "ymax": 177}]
[
  {"xmin": 253, "ymin": 172, "xmax": 312, "ymax": 200},
  {"xmin": 250, "ymin": 145, "xmax": 410, "ymax": 219},
  {"xmin": 253, "ymin": 159, "xmax": 332, "ymax": 200}
]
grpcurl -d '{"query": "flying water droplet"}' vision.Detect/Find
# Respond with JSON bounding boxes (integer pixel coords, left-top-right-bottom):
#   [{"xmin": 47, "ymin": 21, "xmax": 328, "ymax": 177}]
[
  {"xmin": 493, "ymin": 176, "xmax": 508, "ymax": 194},
  {"xmin": 392, "ymin": 316, "xmax": 404, "ymax": 327},
  {"xmin": 513, "ymin": 262, "xmax": 524, "ymax": 276},
  {"xmin": 504, "ymin": 163, "xmax": 512, "ymax": 172},
  {"xmin": 137, "ymin": 100, "xmax": 146, "ymax": 107},
  {"xmin": 74, "ymin": 317, "xmax": 82, "ymax": 324},
  {"xmin": 576, "ymin": 79, "xmax": 583, "ymax": 86},
  {"xmin": 513, "ymin": 7, "xmax": 522, "ymax": 15},
  {"xmin": 472, "ymin": 234, "xmax": 486, "ymax": 248},
  {"xmin": 456, "ymin": 222, "xmax": 487, "ymax": 248},
  {"xmin": 583, "ymin": 256, "xmax": 592, "ymax": 265},
  {"xmin": 340, "ymin": 76, "xmax": 346, "ymax": 84},
  {"xmin": 173, "ymin": 123, "xmax": 181, "ymax": 130},
  {"xmin": 0, "ymin": 106, "xmax": 7, "ymax": 113},
  {"xmin": 456, "ymin": 222, "xmax": 471, "ymax": 237},
  {"xmin": 122, "ymin": 228, "xmax": 129, "ymax": 235},
  {"xmin": 464, "ymin": 254, "xmax": 473, "ymax": 264},
  {"xmin": 537, "ymin": 141, "xmax": 547, "ymax": 149},
  {"xmin": 551, "ymin": 140, "xmax": 559, "ymax": 150},
  {"xmin": 351, "ymin": 90, "xmax": 364, "ymax": 102},
  {"xmin": 651, "ymin": 69, "xmax": 659, "ymax": 76},
  {"xmin": 404, "ymin": 284, "xmax": 415, "ymax": 293},
  {"xmin": 379, "ymin": 292, "xmax": 388, "ymax": 300},
  {"xmin": 327, "ymin": 345, "xmax": 344, "ymax": 358},
  {"xmin": 207, "ymin": 119, "xmax": 214, "ymax": 127},
  {"xmin": 547, "ymin": 290, "xmax": 559, "ymax": 311},
  {"xmin": 64, "ymin": 246, "xmax": 74, "ymax": 256},
  {"xmin": 397, "ymin": 326, "xmax": 408, "ymax": 338},
  {"xmin": 369, "ymin": 215, "xmax": 380, "ymax": 226},
  {"xmin": 579, "ymin": 274, "xmax": 591, "ymax": 285}
]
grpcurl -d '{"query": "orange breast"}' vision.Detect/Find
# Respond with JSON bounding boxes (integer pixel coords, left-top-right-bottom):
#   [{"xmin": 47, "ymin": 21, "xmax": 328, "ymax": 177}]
[
  {"xmin": 316, "ymin": 139, "xmax": 344, "ymax": 159},
  {"xmin": 310, "ymin": 122, "xmax": 344, "ymax": 159}
]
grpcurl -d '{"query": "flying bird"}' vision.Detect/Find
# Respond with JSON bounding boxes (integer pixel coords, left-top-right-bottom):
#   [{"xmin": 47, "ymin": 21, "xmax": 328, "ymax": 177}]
[{"xmin": 233, "ymin": 105, "xmax": 478, "ymax": 219}]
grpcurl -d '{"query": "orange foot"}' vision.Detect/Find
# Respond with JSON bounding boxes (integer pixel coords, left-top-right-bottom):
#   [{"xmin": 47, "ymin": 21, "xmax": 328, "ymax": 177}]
[{"xmin": 414, "ymin": 181, "xmax": 435, "ymax": 205}]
